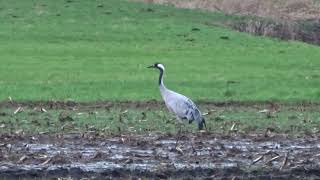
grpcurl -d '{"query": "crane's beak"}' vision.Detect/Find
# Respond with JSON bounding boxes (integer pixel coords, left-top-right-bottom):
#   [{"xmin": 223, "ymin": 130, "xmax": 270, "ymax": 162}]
[{"xmin": 147, "ymin": 65, "xmax": 155, "ymax": 68}]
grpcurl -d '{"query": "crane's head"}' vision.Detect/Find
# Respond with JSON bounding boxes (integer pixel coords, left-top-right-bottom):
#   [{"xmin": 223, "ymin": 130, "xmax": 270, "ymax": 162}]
[{"xmin": 147, "ymin": 63, "xmax": 165, "ymax": 71}]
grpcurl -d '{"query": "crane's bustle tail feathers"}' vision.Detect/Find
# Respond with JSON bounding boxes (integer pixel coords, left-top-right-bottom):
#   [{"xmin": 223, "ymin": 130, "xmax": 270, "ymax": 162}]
[
  {"xmin": 198, "ymin": 117, "xmax": 207, "ymax": 131},
  {"xmin": 203, "ymin": 118, "xmax": 207, "ymax": 131}
]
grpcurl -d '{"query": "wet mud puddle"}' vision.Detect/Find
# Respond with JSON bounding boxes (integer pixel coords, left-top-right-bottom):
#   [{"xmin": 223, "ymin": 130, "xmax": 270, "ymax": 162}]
[{"xmin": 0, "ymin": 134, "xmax": 320, "ymax": 179}]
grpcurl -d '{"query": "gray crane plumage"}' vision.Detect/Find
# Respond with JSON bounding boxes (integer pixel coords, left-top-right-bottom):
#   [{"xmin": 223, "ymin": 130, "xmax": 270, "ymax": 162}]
[{"xmin": 148, "ymin": 63, "xmax": 206, "ymax": 130}]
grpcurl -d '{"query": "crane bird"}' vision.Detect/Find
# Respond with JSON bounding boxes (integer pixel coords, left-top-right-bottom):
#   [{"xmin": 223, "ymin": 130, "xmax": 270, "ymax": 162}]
[{"xmin": 148, "ymin": 63, "xmax": 207, "ymax": 130}]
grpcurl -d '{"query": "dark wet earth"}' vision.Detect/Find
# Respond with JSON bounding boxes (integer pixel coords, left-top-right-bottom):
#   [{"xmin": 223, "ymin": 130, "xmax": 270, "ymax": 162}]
[{"xmin": 0, "ymin": 133, "xmax": 320, "ymax": 179}]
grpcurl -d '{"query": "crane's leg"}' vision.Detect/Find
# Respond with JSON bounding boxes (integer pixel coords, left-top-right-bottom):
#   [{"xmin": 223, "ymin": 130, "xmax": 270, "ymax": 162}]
[
  {"xmin": 175, "ymin": 117, "xmax": 188, "ymax": 134},
  {"xmin": 175, "ymin": 117, "xmax": 185, "ymax": 148},
  {"xmin": 174, "ymin": 119, "xmax": 196, "ymax": 154}
]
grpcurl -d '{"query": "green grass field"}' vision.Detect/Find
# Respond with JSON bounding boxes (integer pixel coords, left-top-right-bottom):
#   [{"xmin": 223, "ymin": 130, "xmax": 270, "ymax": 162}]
[
  {"xmin": 0, "ymin": 0, "xmax": 320, "ymax": 102},
  {"xmin": 1, "ymin": 3, "xmax": 320, "ymax": 179}
]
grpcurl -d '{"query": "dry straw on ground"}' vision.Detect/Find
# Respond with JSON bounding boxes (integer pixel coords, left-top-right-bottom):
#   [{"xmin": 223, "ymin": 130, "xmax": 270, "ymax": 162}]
[
  {"xmin": 135, "ymin": 0, "xmax": 320, "ymax": 45},
  {"xmin": 139, "ymin": 0, "xmax": 320, "ymax": 20}
]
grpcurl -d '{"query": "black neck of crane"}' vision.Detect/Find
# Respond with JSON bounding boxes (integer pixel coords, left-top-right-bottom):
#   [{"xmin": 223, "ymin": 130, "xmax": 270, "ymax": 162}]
[{"xmin": 158, "ymin": 68, "xmax": 163, "ymax": 85}]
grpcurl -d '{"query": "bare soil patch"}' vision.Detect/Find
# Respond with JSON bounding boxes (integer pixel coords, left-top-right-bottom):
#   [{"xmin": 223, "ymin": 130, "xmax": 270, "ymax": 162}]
[{"xmin": 0, "ymin": 133, "xmax": 319, "ymax": 179}]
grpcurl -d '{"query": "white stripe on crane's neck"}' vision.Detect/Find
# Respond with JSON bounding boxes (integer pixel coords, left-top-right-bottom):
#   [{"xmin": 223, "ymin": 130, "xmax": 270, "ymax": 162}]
[
  {"xmin": 157, "ymin": 64, "xmax": 166, "ymax": 88},
  {"xmin": 157, "ymin": 64, "xmax": 165, "ymax": 71}
]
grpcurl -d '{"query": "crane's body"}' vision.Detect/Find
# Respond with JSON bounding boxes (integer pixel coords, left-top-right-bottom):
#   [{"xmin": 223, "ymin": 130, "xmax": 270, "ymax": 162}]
[{"xmin": 148, "ymin": 63, "xmax": 206, "ymax": 130}]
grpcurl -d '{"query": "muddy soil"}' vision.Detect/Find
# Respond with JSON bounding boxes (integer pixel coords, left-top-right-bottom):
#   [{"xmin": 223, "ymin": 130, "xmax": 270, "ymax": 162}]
[{"xmin": 0, "ymin": 133, "xmax": 320, "ymax": 179}]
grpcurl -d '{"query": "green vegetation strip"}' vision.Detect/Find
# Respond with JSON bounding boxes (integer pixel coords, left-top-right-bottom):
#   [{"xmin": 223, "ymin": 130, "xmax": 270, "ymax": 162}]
[
  {"xmin": 0, "ymin": 0, "xmax": 320, "ymax": 102},
  {"xmin": 1, "ymin": 105, "xmax": 320, "ymax": 135}
]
